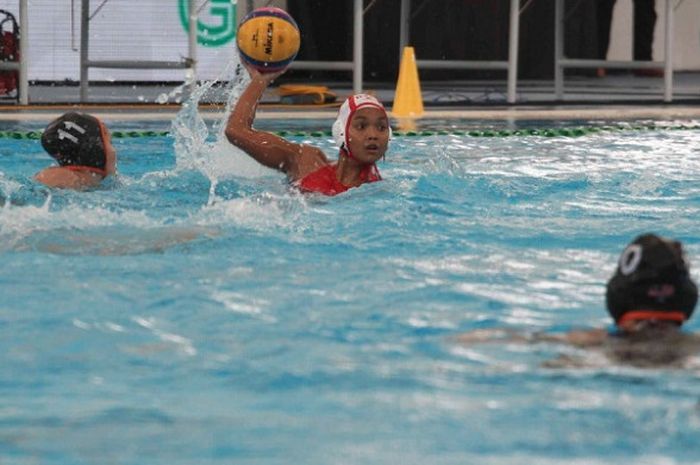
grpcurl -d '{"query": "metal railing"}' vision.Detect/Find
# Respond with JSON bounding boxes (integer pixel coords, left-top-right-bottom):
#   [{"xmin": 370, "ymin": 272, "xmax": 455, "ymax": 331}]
[
  {"xmin": 398, "ymin": 0, "xmax": 521, "ymax": 103},
  {"xmin": 0, "ymin": 0, "xmax": 28, "ymax": 105},
  {"xmin": 285, "ymin": 0, "xmax": 364, "ymax": 94},
  {"xmin": 554, "ymin": 0, "xmax": 675, "ymax": 102},
  {"xmin": 0, "ymin": 0, "xmax": 687, "ymax": 106},
  {"xmin": 78, "ymin": 0, "xmax": 197, "ymax": 102}
]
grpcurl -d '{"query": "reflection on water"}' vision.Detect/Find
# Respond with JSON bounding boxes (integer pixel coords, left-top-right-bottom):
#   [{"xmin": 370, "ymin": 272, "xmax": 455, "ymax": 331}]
[
  {"xmin": 16, "ymin": 225, "xmax": 219, "ymax": 256},
  {"xmin": 2, "ymin": 109, "xmax": 700, "ymax": 463}
]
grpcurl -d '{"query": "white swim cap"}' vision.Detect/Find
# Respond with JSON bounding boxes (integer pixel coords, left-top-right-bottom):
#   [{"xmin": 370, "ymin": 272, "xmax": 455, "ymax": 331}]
[{"xmin": 332, "ymin": 94, "xmax": 390, "ymax": 149}]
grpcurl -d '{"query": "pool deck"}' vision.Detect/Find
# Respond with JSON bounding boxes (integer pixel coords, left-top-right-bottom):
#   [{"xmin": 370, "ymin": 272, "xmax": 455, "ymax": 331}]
[{"xmin": 1, "ymin": 72, "xmax": 699, "ymax": 122}]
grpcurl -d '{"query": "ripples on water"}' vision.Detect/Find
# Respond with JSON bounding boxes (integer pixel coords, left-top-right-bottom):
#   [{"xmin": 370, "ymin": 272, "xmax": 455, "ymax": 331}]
[{"xmin": 2, "ymin": 106, "xmax": 700, "ymax": 463}]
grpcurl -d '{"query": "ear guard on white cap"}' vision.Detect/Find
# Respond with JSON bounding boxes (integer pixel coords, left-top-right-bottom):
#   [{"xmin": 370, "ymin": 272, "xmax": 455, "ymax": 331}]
[
  {"xmin": 331, "ymin": 116, "xmax": 346, "ymax": 147},
  {"xmin": 332, "ymin": 94, "xmax": 392, "ymax": 149}
]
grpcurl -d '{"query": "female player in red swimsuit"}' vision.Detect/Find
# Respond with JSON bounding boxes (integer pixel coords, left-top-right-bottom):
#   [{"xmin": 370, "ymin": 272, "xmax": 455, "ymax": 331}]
[
  {"xmin": 35, "ymin": 112, "xmax": 117, "ymax": 190},
  {"xmin": 455, "ymin": 234, "xmax": 700, "ymax": 368},
  {"xmin": 225, "ymin": 66, "xmax": 390, "ymax": 196}
]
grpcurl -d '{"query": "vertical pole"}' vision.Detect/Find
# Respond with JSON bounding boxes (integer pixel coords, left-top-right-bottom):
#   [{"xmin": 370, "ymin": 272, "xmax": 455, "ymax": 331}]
[
  {"xmin": 554, "ymin": 0, "xmax": 564, "ymax": 100},
  {"xmin": 353, "ymin": 0, "xmax": 363, "ymax": 94},
  {"xmin": 18, "ymin": 0, "xmax": 28, "ymax": 105},
  {"xmin": 399, "ymin": 0, "xmax": 410, "ymax": 57},
  {"xmin": 79, "ymin": 0, "xmax": 90, "ymax": 102},
  {"xmin": 663, "ymin": 0, "xmax": 673, "ymax": 102},
  {"xmin": 187, "ymin": 0, "xmax": 197, "ymax": 92},
  {"xmin": 506, "ymin": 0, "xmax": 519, "ymax": 104}
]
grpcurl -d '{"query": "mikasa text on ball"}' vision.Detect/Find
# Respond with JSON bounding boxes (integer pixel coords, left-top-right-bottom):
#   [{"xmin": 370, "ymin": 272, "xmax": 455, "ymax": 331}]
[{"xmin": 236, "ymin": 7, "xmax": 300, "ymax": 73}]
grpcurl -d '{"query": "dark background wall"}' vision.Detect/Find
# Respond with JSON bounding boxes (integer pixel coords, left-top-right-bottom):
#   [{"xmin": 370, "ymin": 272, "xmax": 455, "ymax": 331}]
[{"xmin": 287, "ymin": 0, "xmax": 600, "ymax": 82}]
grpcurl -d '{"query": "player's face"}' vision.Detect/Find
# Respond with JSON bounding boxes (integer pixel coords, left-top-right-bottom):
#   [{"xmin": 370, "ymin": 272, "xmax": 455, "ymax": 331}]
[{"xmin": 346, "ymin": 107, "xmax": 390, "ymax": 163}]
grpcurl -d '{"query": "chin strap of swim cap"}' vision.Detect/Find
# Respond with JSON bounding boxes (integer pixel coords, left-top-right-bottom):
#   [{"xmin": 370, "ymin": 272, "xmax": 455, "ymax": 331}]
[
  {"xmin": 337, "ymin": 145, "xmax": 380, "ymax": 182},
  {"xmin": 338, "ymin": 144, "xmax": 351, "ymax": 160},
  {"xmin": 332, "ymin": 94, "xmax": 391, "ymax": 161},
  {"xmin": 617, "ymin": 310, "xmax": 687, "ymax": 326}
]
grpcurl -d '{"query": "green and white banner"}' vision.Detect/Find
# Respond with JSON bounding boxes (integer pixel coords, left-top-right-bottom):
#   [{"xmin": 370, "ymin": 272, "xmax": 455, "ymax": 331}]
[
  {"xmin": 178, "ymin": 0, "xmax": 237, "ymax": 47},
  {"xmin": 20, "ymin": 0, "xmax": 239, "ymax": 81}
]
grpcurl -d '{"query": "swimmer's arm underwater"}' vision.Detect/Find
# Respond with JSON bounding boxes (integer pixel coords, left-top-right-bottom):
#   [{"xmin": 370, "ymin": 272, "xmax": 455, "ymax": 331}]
[
  {"xmin": 35, "ymin": 166, "xmax": 104, "ymax": 190},
  {"xmin": 224, "ymin": 66, "xmax": 327, "ymax": 182},
  {"xmin": 453, "ymin": 328, "xmax": 607, "ymax": 348},
  {"xmin": 534, "ymin": 329, "xmax": 608, "ymax": 348}
]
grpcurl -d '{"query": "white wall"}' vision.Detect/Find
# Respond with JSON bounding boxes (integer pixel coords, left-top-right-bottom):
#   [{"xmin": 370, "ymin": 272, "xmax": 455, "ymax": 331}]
[
  {"xmin": 2, "ymin": 0, "xmax": 238, "ymax": 81},
  {"xmin": 608, "ymin": 0, "xmax": 700, "ymax": 70}
]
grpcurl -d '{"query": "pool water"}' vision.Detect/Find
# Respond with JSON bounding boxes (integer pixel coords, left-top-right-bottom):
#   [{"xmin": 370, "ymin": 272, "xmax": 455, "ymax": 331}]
[{"xmin": 2, "ymin": 109, "xmax": 700, "ymax": 464}]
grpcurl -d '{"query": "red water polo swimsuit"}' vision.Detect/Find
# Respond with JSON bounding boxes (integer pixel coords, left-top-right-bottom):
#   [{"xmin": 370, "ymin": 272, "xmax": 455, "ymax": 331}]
[
  {"xmin": 64, "ymin": 165, "xmax": 108, "ymax": 178},
  {"xmin": 297, "ymin": 163, "xmax": 381, "ymax": 196}
]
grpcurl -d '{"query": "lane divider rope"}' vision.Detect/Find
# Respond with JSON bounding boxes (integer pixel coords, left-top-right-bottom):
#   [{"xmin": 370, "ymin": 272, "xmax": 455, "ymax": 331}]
[{"xmin": 0, "ymin": 124, "xmax": 699, "ymax": 140}]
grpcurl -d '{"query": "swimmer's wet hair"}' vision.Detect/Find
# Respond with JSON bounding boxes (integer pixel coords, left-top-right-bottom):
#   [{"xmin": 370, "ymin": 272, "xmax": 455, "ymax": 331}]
[
  {"xmin": 606, "ymin": 233, "xmax": 697, "ymax": 325},
  {"xmin": 41, "ymin": 112, "xmax": 106, "ymax": 170}
]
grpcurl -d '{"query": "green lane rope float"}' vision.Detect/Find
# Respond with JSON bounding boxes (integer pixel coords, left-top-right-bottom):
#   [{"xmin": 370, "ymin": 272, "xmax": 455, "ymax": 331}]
[
  {"xmin": 111, "ymin": 130, "xmax": 171, "ymax": 138},
  {"xmin": 0, "ymin": 124, "xmax": 699, "ymax": 140}
]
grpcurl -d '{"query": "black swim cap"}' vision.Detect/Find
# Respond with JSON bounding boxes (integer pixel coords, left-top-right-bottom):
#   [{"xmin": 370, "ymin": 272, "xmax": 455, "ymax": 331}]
[
  {"xmin": 41, "ymin": 112, "xmax": 106, "ymax": 170},
  {"xmin": 606, "ymin": 233, "xmax": 697, "ymax": 325}
]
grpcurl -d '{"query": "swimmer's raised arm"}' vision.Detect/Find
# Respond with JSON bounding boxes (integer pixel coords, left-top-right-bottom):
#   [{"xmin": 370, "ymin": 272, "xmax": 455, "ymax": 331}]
[{"xmin": 224, "ymin": 66, "xmax": 327, "ymax": 181}]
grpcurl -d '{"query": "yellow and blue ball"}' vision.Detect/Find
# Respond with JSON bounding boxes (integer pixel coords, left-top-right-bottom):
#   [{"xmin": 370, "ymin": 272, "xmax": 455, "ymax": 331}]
[{"xmin": 236, "ymin": 7, "xmax": 300, "ymax": 73}]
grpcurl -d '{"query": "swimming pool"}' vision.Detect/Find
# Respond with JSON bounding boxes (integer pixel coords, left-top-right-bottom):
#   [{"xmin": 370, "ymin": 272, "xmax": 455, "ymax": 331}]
[{"xmin": 2, "ymin": 108, "xmax": 700, "ymax": 464}]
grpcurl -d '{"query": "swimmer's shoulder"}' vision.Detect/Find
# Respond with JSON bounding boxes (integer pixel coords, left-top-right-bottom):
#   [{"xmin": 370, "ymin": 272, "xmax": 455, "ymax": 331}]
[
  {"xmin": 289, "ymin": 144, "xmax": 331, "ymax": 181},
  {"xmin": 35, "ymin": 166, "xmax": 105, "ymax": 190},
  {"xmin": 557, "ymin": 328, "xmax": 608, "ymax": 347},
  {"xmin": 678, "ymin": 330, "xmax": 700, "ymax": 347}
]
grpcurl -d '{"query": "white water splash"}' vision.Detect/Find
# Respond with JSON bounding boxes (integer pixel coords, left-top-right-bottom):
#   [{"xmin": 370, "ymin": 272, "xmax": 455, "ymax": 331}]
[{"xmin": 171, "ymin": 55, "xmax": 273, "ymax": 208}]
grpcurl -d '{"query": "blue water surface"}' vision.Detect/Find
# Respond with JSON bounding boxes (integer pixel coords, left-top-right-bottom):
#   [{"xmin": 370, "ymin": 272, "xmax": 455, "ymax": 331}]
[{"xmin": 1, "ymin": 114, "xmax": 700, "ymax": 465}]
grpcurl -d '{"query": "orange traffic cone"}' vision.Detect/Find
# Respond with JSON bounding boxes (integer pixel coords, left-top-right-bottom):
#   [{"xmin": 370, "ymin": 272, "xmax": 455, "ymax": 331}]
[{"xmin": 392, "ymin": 46, "xmax": 424, "ymax": 118}]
